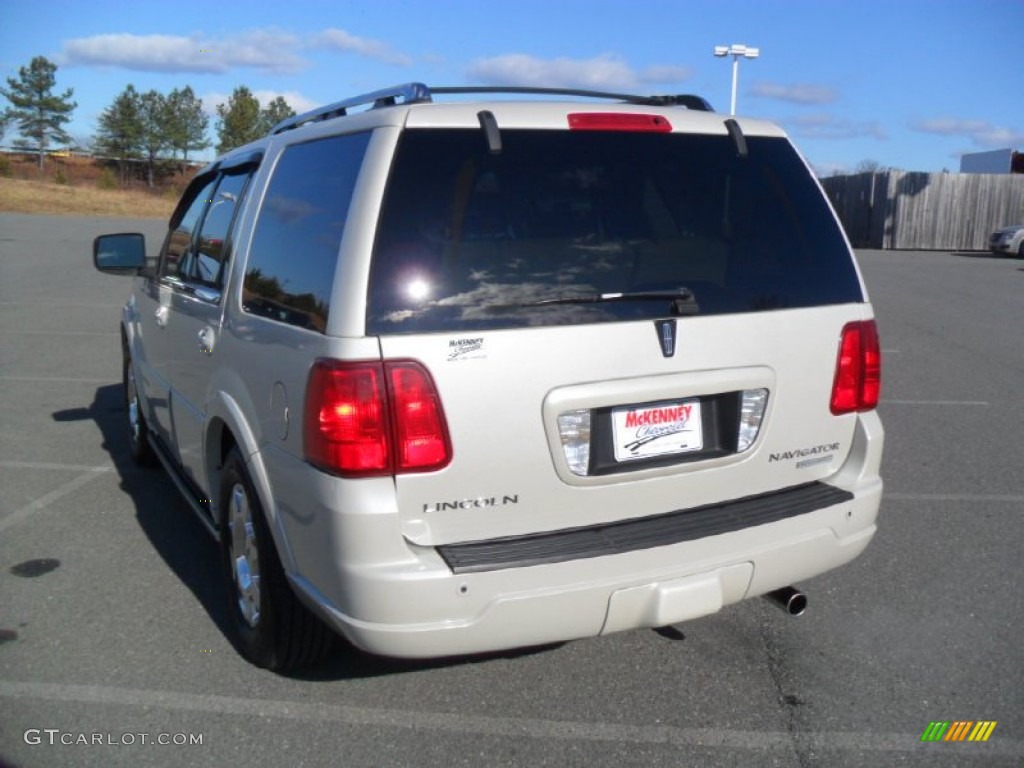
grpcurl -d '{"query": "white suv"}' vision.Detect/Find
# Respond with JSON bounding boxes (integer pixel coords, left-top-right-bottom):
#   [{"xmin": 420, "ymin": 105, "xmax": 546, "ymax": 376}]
[
  {"xmin": 94, "ymin": 84, "xmax": 884, "ymax": 670},
  {"xmin": 988, "ymin": 224, "xmax": 1024, "ymax": 258}
]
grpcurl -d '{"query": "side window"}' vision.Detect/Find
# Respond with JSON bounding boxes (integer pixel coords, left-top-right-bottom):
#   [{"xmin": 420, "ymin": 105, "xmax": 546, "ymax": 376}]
[
  {"xmin": 243, "ymin": 132, "xmax": 371, "ymax": 332},
  {"xmin": 192, "ymin": 170, "xmax": 251, "ymax": 287},
  {"xmin": 160, "ymin": 176, "xmax": 216, "ymax": 281}
]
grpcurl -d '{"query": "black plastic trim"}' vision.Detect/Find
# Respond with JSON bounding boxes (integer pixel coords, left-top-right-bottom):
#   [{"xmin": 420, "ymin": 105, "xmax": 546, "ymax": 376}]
[
  {"xmin": 147, "ymin": 431, "xmax": 219, "ymax": 541},
  {"xmin": 437, "ymin": 482, "xmax": 854, "ymax": 574},
  {"xmin": 432, "ymin": 86, "xmax": 714, "ymax": 111}
]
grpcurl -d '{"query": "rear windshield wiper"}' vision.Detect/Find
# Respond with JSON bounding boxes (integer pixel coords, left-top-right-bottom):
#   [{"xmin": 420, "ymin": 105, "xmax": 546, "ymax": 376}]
[{"xmin": 499, "ymin": 288, "xmax": 699, "ymax": 315}]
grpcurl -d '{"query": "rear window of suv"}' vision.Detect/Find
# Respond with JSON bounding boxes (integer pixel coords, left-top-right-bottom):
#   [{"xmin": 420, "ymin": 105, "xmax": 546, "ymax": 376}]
[{"xmin": 367, "ymin": 128, "xmax": 862, "ymax": 334}]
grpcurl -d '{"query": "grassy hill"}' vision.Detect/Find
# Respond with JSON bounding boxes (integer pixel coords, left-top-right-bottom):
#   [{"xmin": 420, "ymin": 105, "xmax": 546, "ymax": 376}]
[
  {"xmin": 0, "ymin": 177, "xmax": 175, "ymax": 218},
  {"xmin": 0, "ymin": 151, "xmax": 195, "ymax": 218}
]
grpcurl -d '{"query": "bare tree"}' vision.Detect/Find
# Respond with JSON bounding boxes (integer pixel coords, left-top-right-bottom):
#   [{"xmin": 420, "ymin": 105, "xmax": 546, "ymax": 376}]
[{"xmin": 854, "ymin": 159, "xmax": 883, "ymax": 174}]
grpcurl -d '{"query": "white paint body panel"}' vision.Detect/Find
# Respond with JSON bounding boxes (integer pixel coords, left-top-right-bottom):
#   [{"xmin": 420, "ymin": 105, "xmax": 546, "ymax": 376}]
[{"xmin": 112, "ymin": 93, "xmax": 884, "ymax": 659}]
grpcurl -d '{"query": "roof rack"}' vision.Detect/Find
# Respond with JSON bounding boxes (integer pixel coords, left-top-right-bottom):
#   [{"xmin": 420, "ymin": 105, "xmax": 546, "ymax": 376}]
[
  {"xmin": 430, "ymin": 86, "xmax": 714, "ymax": 112},
  {"xmin": 270, "ymin": 83, "xmax": 432, "ymax": 135},
  {"xmin": 270, "ymin": 83, "xmax": 714, "ymax": 135}
]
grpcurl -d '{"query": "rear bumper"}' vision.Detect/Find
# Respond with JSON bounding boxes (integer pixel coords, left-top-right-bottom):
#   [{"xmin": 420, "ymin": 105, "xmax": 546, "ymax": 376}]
[
  {"xmin": 293, "ymin": 504, "xmax": 877, "ymax": 658},
  {"xmin": 282, "ymin": 412, "xmax": 883, "ymax": 659}
]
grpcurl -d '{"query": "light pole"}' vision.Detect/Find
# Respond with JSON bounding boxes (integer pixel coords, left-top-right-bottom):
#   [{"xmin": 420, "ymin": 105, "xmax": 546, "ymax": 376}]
[{"xmin": 713, "ymin": 44, "xmax": 760, "ymax": 116}]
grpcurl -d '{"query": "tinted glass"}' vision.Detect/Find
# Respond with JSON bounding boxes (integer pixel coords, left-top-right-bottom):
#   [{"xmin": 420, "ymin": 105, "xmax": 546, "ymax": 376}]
[
  {"xmin": 160, "ymin": 176, "xmax": 216, "ymax": 280},
  {"xmin": 243, "ymin": 132, "xmax": 371, "ymax": 332},
  {"xmin": 190, "ymin": 170, "xmax": 251, "ymax": 287},
  {"xmin": 367, "ymin": 129, "xmax": 862, "ymax": 334}
]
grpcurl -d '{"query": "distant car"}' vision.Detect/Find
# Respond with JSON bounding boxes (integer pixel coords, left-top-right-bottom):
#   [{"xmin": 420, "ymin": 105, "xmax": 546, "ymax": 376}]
[{"xmin": 988, "ymin": 224, "xmax": 1024, "ymax": 257}]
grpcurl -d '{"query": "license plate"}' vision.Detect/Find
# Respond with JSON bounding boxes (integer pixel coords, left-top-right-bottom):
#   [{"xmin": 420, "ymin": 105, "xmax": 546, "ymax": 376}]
[{"xmin": 612, "ymin": 399, "xmax": 703, "ymax": 461}]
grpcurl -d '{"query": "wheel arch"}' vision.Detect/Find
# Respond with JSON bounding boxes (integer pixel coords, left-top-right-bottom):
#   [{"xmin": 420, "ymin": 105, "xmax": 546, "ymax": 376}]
[{"xmin": 204, "ymin": 391, "xmax": 299, "ymax": 574}]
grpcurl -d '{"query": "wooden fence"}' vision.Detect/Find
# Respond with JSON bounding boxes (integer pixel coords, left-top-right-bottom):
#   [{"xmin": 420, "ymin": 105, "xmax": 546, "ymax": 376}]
[{"xmin": 820, "ymin": 172, "xmax": 1024, "ymax": 250}]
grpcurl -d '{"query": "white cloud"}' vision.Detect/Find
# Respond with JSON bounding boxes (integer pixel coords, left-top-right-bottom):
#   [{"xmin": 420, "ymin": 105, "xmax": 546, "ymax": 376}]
[
  {"xmin": 312, "ymin": 28, "xmax": 412, "ymax": 66},
  {"xmin": 909, "ymin": 117, "xmax": 1024, "ymax": 148},
  {"xmin": 467, "ymin": 53, "xmax": 665, "ymax": 92},
  {"xmin": 749, "ymin": 82, "xmax": 837, "ymax": 105},
  {"xmin": 60, "ymin": 30, "xmax": 305, "ymax": 74},
  {"xmin": 788, "ymin": 113, "xmax": 887, "ymax": 141}
]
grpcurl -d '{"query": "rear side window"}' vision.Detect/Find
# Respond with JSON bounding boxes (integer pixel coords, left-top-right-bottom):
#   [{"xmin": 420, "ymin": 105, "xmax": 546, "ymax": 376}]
[
  {"xmin": 367, "ymin": 129, "xmax": 862, "ymax": 334},
  {"xmin": 243, "ymin": 132, "xmax": 371, "ymax": 332}
]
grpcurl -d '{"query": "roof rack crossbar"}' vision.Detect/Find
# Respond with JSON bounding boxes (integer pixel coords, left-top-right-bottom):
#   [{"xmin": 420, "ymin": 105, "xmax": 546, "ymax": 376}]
[{"xmin": 271, "ymin": 82, "xmax": 433, "ymax": 135}]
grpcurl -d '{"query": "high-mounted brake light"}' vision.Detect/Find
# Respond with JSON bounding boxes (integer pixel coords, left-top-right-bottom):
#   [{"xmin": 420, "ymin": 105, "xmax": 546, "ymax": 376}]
[
  {"xmin": 830, "ymin": 321, "xmax": 881, "ymax": 415},
  {"xmin": 304, "ymin": 359, "xmax": 451, "ymax": 476},
  {"xmin": 568, "ymin": 113, "xmax": 673, "ymax": 132}
]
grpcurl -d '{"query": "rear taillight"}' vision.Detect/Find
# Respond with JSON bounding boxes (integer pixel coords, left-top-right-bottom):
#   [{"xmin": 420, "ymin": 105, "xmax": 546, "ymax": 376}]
[
  {"xmin": 304, "ymin": 360, "xmax": 451, "ymax": 476},
  {"xmin": 387, "ymin": 363, "xmax": 451, "ymax": 471},
  {"xmin": 830, "ymin": 320, "xmax": 881, "ymax": 415}
]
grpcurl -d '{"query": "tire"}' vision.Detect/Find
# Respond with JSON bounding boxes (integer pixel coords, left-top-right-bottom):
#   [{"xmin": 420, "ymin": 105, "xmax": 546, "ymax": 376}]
[
  {"xmin": 1017, "ymin": 241, "xmax": 1023, "ymax": 259},
  {"xmin": 219, "ymin": 448, "xmax": 335, "ymax": 671},
  {"xmin": 122, "ymin": 349, "xmax": 156, "ymax": 466}
]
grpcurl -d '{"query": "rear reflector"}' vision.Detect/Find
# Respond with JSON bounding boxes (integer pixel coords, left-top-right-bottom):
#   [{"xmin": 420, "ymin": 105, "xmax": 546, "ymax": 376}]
[
  {"xmin": 557, "ymin": 409, "xmax": 592, "ymax": 476},
  {"xmin": 568, "ymin": 113, "xmax": 672, "ymax": 132},
  {"xmin": 305, "ymin": 359, "xmax": 451, "ymax": 476},
  {"xmin": 830, "ymin": 321, "xmax": 881, "ymax": 415},
  {"xmin": 737, "ymin": 388, "xmax": 769, "ymax": 452}
]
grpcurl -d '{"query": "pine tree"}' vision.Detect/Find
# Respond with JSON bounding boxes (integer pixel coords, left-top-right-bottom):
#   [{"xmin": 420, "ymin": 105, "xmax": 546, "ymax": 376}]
[
  {"xmin": 0, "ymin": 56, "xmax": 76, "ymax": 170},
  {"xmin": 138, "ymin": 90, "xmax": 168, "ymax": 188},
  {"xmin": 95, "ymin": 85, "xmax": 143, "ymax": 184},
  {"xmin": 215, "ymin": 86, "xmax": 263, "ymax": 154},
  {"xmin": 165, "ymin": 86, "xmax": 210, "ymax": 173},
  {"xmin": 260, "ymin": 96, "xmax": 296, "ymax": 134}
]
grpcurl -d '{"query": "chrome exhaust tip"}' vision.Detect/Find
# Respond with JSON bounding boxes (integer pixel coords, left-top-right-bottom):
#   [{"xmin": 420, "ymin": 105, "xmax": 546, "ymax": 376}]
[{"xmin": 765, "ymin": 586, "xmax": 807, "ymax": 616}]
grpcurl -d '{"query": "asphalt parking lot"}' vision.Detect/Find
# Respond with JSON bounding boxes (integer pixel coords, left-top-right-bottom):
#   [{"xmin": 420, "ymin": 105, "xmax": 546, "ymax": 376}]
[{"xmin": 0, "ymin": 212, "xmax": 1021, "ymax": 767}]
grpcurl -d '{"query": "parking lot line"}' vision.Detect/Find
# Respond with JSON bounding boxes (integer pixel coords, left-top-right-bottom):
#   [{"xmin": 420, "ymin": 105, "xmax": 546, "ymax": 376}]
[
  {"xmin": 0, "ymin": 330, "xmax": 119, "ymax": 336},
  {"xmin": 0, "ymin": 300, "xmax": 123, "ymax": 308},
  {"xmin": 0, "ymin": 468, "xmax": 111, "ymax": 535},
  {"xmin": 881, "ymin": 399, "xmax": 989, "ymax": 406},
  {"xmin": 885, "ymin": 492, "xmax": 1023, "ymax": 502},
  {"xmin": 0, "ymin": 461, "xmax": 117, "ymax": 472},
  {"xmin": 1, "ymin": 680, "xmax": 1021, "ymax": 757},
  {"xmin": 0, "ymin": 376, "xmax": 113, "ymax": 384}
]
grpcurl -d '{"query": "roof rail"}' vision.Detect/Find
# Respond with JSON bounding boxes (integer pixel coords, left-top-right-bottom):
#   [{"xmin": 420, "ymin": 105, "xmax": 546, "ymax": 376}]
[
  {"xmin": 270, "ymin": 82, "xmax": 714, "ymax": 136},
  {"xmin": 271, "ymin": 82, "xmax": 432, "ymax": 135},
  {"xmin": 430, "ymin": 86, "xmax": 714, "ymax": 112}
]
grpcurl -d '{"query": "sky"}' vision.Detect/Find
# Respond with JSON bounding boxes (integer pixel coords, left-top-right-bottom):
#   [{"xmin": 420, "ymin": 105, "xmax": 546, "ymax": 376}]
[{"xmin": 1, "ymin": 0, "xmax": 1022, "ymax": 175}]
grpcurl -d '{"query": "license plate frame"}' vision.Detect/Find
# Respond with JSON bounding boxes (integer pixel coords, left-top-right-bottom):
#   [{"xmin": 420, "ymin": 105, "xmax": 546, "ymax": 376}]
[{"xmin": 611, "ymin": 399, "xmax": 703, "ymax": 462}]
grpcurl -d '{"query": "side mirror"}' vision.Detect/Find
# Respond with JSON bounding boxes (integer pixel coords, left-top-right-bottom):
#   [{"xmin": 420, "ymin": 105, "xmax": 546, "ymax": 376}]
[{"xmin": 93, "ymin": 233, "xmax": 147, "ymax": 274}]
